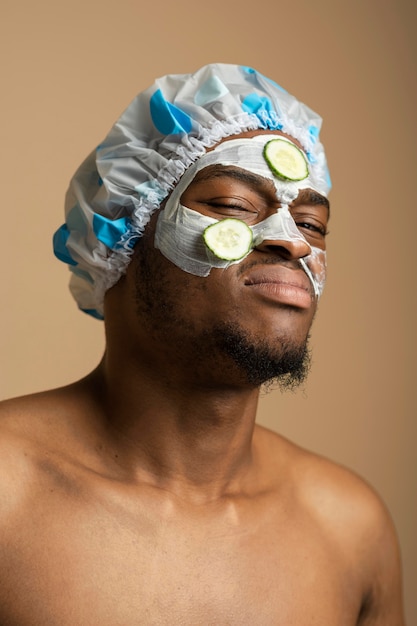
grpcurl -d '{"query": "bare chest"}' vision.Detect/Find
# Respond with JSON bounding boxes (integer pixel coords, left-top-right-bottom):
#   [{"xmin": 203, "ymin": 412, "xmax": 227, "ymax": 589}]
[{"xmin": 1, "ymin": 494, "xmax": 363, "ymax": 626}]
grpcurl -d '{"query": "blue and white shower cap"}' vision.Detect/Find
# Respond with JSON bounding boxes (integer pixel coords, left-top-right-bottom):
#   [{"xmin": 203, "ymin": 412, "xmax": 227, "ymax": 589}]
[{"xmin": 53, "ymin": 63, "xmax": 331, "ymax": 320}]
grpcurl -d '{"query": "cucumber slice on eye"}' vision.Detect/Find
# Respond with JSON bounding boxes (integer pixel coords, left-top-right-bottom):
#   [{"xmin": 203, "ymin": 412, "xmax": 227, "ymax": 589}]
[
  {"xmin": 263, "ymin": 138, "xmax": 309, "ymax": 181},
  {"xmin": 203, "ymin": 218, "xmax": 253, "ymax": 261}
]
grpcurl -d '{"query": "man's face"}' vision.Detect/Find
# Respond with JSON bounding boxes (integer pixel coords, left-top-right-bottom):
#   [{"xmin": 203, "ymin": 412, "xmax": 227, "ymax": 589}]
[{"xmin": 128, "ymin": 130, "xmax": 329, "ymax": 389}]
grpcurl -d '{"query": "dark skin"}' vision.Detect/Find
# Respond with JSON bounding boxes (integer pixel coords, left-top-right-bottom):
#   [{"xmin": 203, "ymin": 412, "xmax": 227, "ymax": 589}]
[{"xmin": 0, "ymin": 130, "xmax": 404, "ymax": 624}]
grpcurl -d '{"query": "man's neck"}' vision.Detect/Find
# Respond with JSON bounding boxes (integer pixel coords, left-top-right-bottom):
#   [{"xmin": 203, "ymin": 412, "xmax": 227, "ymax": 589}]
[{"xmin": 86, "ymin": 358, "xmax": 261, "ymax": 503}]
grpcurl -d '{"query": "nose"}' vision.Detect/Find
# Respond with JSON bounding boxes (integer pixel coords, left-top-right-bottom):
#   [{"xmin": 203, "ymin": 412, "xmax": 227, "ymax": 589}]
[
  {"xmin": 254, "ymin": 237, "xmax": 311, "ymax": 260},
  {"xmin": 251, "ymin": 206, "xmax": 312, "ymax": 261}
]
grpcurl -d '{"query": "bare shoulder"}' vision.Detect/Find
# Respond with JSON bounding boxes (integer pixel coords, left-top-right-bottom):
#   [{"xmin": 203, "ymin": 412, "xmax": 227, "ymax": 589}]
[
  {"xmin": 0, "ymin": 382, "xmax": 96, "ymax": 515},
  {"xmin": 254, "ymin": 423, "xmax": 399, "ymax": 533},
  {"xmin": 0, "ymin": 389, "xmax": 61, "ymax": 458},
  {"xmin": 0, "ymin": 385, "xmax": 79, "ymax": 449},
  {"xmin": 0, "ymin": 388, "xmax": 69, "ymax": 480},
  {"xmin": 0, "ymin": 375, "xmax": 99, "ymax": 445},
  {"xmin": 255, "ymin": 424, "xmax": 405, "ymax": 624}
]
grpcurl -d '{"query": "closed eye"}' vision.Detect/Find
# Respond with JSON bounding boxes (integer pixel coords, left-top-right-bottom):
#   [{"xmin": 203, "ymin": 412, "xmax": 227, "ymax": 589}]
[
  {"xmin": 210, "ymin": 202, "xmax": 250, "ymax": 210},
  {"xmin": 206, "ymin": 201, "xmax": 259, "ymax": 218},
  {"xmin": 296, "ymin": 221, "xmax": 328, "ymax": 237}
]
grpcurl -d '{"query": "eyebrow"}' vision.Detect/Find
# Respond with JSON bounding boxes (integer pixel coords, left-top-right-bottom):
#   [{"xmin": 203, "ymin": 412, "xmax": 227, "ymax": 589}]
[{"xmin": 292, "ymin": 188, "xmax": 330, "ymax": 215}]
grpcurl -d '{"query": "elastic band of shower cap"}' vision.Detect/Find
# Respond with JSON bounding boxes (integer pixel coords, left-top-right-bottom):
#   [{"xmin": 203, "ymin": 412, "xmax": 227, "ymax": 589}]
[{"xmin": 52, "ymin": 63, "xmax": 332, "ymax": 320}]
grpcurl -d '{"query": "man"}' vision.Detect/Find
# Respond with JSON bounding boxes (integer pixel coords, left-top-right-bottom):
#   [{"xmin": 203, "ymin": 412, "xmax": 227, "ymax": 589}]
[{"xmin": 0, "ymin": 64, "xmax": 404, "ymax": 624}]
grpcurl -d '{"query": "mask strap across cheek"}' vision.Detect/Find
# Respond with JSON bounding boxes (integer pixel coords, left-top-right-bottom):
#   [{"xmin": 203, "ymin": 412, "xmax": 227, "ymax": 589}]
[
  {"xmin": 300, "ymin": 257, "xmax": 321, "ymax": 297},
  {"xmin": 155, "ymin": 204, "xmax": 218, "ymax": 277}
]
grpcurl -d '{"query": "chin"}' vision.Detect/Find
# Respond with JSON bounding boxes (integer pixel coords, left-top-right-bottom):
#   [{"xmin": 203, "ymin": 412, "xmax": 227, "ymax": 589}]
[{"xmin": 206, "ymin": 321, "xmax": 312, "ymax": 389}]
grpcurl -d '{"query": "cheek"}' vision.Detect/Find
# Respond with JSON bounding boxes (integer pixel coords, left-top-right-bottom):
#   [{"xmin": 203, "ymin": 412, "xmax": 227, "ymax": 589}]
[
  {"xmin": 155, "ymin": 204, "xmax": 227, "ymax": 278},
  {"xmin": 133, "ymin": 234, "xmax": 215, "ymax": 319}
]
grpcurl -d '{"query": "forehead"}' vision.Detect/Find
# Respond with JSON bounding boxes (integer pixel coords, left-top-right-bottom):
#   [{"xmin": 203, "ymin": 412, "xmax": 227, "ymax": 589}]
[
  {"xmin": 192, "ymin": 129, "xmax": 304, "ymax": 193},
  {"xmin": 188, "ymin": 133, "xmax": 307, "ymax": 185},
  {"xmin": 196, "ymin": 134, "xmax": 326, "ymax": 199},
  {"xmin": 192, "ymin": 163, "xmax": 275, "ymax": 191}
]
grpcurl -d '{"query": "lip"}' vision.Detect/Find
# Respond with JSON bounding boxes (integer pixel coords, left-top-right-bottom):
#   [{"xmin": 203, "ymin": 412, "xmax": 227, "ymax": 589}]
[{"xmin": 243, "ymin": 267, "xmax": 313, "ymax": 308}]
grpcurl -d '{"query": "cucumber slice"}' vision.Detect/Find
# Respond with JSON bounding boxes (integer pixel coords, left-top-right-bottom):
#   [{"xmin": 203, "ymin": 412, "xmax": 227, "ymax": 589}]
[
  {"xmin": 203, "ymin": 218, "xmax": 253, "ymax": 261},
  {"xmin": 263, "ymin": 139, "xmax": 308, "ymax": 181}
]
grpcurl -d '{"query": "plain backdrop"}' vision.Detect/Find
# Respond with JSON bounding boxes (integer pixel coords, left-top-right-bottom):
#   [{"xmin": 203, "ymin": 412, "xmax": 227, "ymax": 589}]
[{"xmin": 1, "ymin": 0, "xmax": 416, "ymax": 622}]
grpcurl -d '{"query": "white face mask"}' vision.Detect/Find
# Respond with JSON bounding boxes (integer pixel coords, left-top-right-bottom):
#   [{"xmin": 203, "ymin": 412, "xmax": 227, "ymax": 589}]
[{"xmin": 155, "ymin": 135, "xmax": 327, "ymax": 297}]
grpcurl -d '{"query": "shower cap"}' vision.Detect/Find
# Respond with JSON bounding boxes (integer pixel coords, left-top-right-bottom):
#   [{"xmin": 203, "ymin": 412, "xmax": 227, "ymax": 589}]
[{"xmin": 53, "ymin": 63, "xmax": 331, "ymax": 319}]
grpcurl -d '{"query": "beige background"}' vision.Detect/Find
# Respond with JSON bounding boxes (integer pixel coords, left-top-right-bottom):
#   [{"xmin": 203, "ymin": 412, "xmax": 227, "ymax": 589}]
[{"xmin": 1, "ymin": 0, "xmax": 416, "ymax": 622}]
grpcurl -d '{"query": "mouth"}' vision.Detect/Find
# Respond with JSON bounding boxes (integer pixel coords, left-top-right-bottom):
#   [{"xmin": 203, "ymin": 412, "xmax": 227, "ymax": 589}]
[{"xmin": 243, "ymin": 266, "xmax": 313, "ymax": 309}]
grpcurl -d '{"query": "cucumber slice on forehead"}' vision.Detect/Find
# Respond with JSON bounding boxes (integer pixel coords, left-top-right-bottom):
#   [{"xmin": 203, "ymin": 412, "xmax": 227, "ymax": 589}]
[
  {"xmin": 203, "ymin": 218, "xmax": 253, "ymax": 261},
  {"xmin": 263, "ymin": 138, "xmax": 309, "ymax": 181}
]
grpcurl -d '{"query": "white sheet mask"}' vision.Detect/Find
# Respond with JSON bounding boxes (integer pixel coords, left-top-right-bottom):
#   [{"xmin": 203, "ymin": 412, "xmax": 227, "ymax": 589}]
[{"xmin": 155, "ymin": 135, "xmax": 327, "ymax": 297}]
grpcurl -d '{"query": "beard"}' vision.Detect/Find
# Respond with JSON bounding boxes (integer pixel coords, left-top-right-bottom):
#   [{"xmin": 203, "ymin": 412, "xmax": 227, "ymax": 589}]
[
  {"xmin": 200, "ymin": 321, "xmax": 311, "ymax": 391},
  {"xmin": 133, "ymin": 235, "xmax": 312, "ymax": 391}
]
